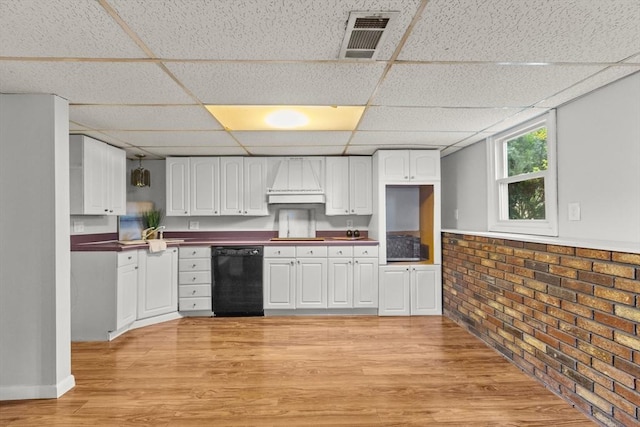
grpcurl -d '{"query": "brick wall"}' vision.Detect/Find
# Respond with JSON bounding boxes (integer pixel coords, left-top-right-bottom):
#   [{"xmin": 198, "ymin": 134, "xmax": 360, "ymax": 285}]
[{"xmin": 442, "ymin": 232, "xmax": 640, "ymax": 427}]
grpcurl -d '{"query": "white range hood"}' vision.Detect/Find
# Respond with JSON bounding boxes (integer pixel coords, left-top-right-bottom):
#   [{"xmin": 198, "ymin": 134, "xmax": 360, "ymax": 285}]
[{"xmin": 267, "ymin": 157, "xmax": 325, "ymax": 204}]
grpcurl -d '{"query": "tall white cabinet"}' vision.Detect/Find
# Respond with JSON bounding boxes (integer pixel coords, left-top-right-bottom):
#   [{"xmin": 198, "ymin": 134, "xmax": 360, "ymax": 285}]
[{"xmin": 373, "ymin": 150, "xmax": 442, "ymax": 316}]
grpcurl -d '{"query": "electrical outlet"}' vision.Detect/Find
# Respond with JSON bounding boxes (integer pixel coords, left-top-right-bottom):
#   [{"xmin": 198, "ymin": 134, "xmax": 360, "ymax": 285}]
[
  {"xmin": 73, "ymin": 221, "xmax": 84, "ymax": 233},
  {"xmin": 189, "ymin": 221, "xmax": 200, "ymax": 230},
  {"xmin": 568, "ymin": 203, "xmax": 581, "ymax": 221},
  {"xmin": 346, "ymin": 219, "xmax": 353, "ymax": 228}
]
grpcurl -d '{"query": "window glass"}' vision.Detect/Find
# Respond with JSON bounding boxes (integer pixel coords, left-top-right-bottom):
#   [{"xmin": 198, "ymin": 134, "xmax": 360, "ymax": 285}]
[
  {"xmin": 506, "ymin": 127, "xmax": 548, "ymax": 176},
  {"xmin": 508, "ymin": 178, "xmax": 545, "ymax": 220}
]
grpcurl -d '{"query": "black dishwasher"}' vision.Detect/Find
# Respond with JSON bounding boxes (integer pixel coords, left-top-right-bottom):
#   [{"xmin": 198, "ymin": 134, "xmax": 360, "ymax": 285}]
[{"xmin": 212, "ymin": 246, "xmax": 264, "ymax": 316}]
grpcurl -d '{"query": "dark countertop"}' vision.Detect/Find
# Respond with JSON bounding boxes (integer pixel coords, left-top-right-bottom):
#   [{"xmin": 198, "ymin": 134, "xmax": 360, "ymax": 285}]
[{"xmin": 71, "ymin": 231, "xmax": 378, "ymax": 252}]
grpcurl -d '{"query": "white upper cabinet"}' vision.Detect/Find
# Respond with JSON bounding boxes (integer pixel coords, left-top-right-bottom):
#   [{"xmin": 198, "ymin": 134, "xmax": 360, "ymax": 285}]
[
  {"xmin": 243, "ymin": 157, "xmax": 268, "ymax": 216},
  {"xmin": 325, "ymin": 156, "xmax": 372, "ymax": 215},
  {"xmin": 70, "ymin": 134, "xmax": 125, "ymax": 215},
  {"xmin": 378, "ymin": 150, "xmax": 440, "ymax": 183},
  {"xmin": 191, "ymin": 157, "xmax": 220, "ymax": 216},
  {"xmin": 220, "ymin": 157, "xmax": 243, "ymax": 215},
  {"xmin": 166, "ymin": 157, "xmax": 190, "ymax": 216}
]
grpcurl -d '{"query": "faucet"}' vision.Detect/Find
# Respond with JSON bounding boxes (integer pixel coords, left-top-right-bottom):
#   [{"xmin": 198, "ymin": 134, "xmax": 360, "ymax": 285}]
[{"xmin": 142, "ymin": 226, "xmax": 166, "ymax": 240}]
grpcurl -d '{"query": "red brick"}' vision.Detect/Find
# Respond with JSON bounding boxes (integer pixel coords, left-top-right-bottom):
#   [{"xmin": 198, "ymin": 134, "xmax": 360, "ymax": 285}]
[
  {"xmin": 577, "ymin": 317, "xmax": 614, "ymax": 339},
  {"xmin": 612, "ymin": 252, "xmax": 640, "ymax": 265},
  {"xmin": 578, "ymin": 341, "xmax": 613, "ymax": 363},
  {"xmin": 594, "ymin": 287, "xmax": 635, "ymax": 305},
  {"xmin": 549, "ymin": 265, "xmax": 578, "ymax": 279},
  {"xmin": 614, "ymin": 332, "xmax": 640, "ymax": 351},
  {"xmin": 613, "ymin": 356, "xmax": 640, "ymax": 379},
  {"xmin": 534, "ymin": 252, "xmax": 560, "ymax": 264},
  {"xmin": 562, "ymin": 300, "xmax": 593, "ymax": 318},
  {"xmin": 513, "ymin": 284, "xmax": 534, "ymax": 298},
  {"xmin": 547, "ymin": 326, "xmax": 577, "ymax": 346},
  {"xmin": 577, "ymin": 294, "xmax": 614, "ymax": 313},
  {"xmin": 578, "ymin": 363, "xmax": 615, "ymax": 389},
  {"xmin": 561, "ymin": 256, "xmax": 593, "ymax": 271},
  {"xmin": 513, "ymin": 319, "xmax": 535, "ymax": 336},
  {"xmin": 592, "ymin": 358, "xmax": 636, "ymax": 389},
  {"xmin": 534, "ymin": 330, "xmax": 560, "ymax": 349},
  {"xmin": 593, "ymin": 262, "xmax": 636, "ymax": 279},
  {"xmin": 577, "ymin": 248, "xmax": 612, "ymax": 261},
  {"xmin": 614, "ymin": 277, "xmax": 640, "ymax": 294},
  {"xmin": 594, "ymin": 311, "xmax": 635, "ymax": 334},
  {"xmin": 547, "ymin": 366, "xmax": 577, "ymax": 391},
  {"xmin": 594, "ymin": 384, "xmax": 637, "ymax": 418},
  {"xmin": 513, "ymin": 266, "xmax": 535, "ymax": 278},
  {"xmin": 614, "ymin": 383, "xmax": 640, "ymax": 407},
  {"xmin": 535, "ymin": 292, "xmax": 561, "ymax": 307},
  {"xmin": 614, "ymin": 305, "xmax": 640, "ymax": 323},
  {"xmin": 548, "ymin": 245, "xmax": 575, "ymax": 255},
  {"xmin": 533, "ymin": 310, "xmax": 559, "ymax": 327},
  {"xmin": 561, "ymin": 278, "xmax": 594, "ymax": 295},
  {"xmin": 559, "ymin": 322, "xmax": 591, "ymax": 341},
  {"xmin": 524, "ymin": 279, "xmax": 547, "ymax": 292},
  {"xmin": 576, "ymin": 384, "xmax": 613, "ymax": 413},
  {"xmin": 525, "ymin": 242, "xmax": 547, "ymax": 252},
  {"xmin": 547, "ymin": 306, "xmax": 576, "ymax": 324},
  {"xmin": 591, "ymin": 335, "xmax": 633, "ymax": 360},
  {"xmin": 578, "ymin": 271, "xmax": 615, "ymax": 287},
  {"xmin": 513, "ymin": 248, "xmax": 535, "ymax": 259},
  {"xmin": 560, "ymin": 342, "xmax": 591, "ymax": 365},
  {"xmin": 613, "ymin": 408, "xmax": 639, "ymax": 427}
]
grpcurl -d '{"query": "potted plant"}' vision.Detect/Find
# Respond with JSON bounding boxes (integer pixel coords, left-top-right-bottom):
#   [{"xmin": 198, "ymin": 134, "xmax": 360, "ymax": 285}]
[{"xmin": 141, "ymin": 208, "xmax": 164, "ymax": 239}]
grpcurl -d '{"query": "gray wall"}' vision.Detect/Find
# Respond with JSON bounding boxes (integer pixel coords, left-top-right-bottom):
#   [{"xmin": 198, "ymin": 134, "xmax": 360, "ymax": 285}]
[
  {"xmin": 0, "ymin": 94, "xmax": 74, "ymax": 399},
  {"xmin": 441, "ymin": 71, "xmax": 640, "ymax": 248}
]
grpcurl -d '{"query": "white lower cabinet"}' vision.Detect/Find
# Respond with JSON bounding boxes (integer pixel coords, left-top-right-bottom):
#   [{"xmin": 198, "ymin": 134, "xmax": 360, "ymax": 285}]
[
  {"xmin": 178, "ymin": 246, "xmax": 212, "ymax": 312},
  {"xmin": 116, "ymin": 255, "xmax": 138, "ymax": 329},
  {"xmin": 137, "ymin": 248, "xmax": 178, "ymax": 320},
  {"xmin": 263, "ymin": 247, "xmax": 296, "ymax": 309},
  {"xmin": 296, "ymin": 246, "xmax": 328, "ymax": 308},
  {"xmin": 378, "ymin": 264, "xmax": 441, "ymax": 316},
  {"xmin": 328, "ymin": 246, "xmax": 379, "ymax": 308}
]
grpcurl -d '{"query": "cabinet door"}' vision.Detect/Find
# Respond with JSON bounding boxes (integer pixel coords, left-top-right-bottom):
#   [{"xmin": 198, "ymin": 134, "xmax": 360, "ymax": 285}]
[
  {"xmin": 166, "ymin": 157, "xmax": 190, "ymax": 216},
  {"xmin": 378, "ymin": 150, "xmax": 410, "ymax": 183},
  {"xmin": 296, "ymin": 258, "xmax": 328, "ymax": 308},
  {"xmin": 137, "ymin": 248, "xmax": 178, "ymax": 319},
  {"xmin": 263, "ymin": 258, "xmax": 296, "ymax": 309},
  {"xmin": 328, "ymin": 258, "xmax": 353, "ymax": 308},
  {"xmin": 325, "ymin": 157, "xmax": 350, "ymax": 215},
  {"xmin": 116, "ymin": 263, "xmax": 138, "ymax": 330},
  {"xmin": 349, "ymin": 156, "xmax": 372, "ymax": 215},
  {"xmin": 191, "ymin": 157, "xmax": 220, "ymax": 216},
  {"xmin": 243, "ymin": 157, "xmax": 268, "ymax": 216},
  {"xmin": 83, "ymin": 136, "xmax": 107, "ymax": 214},
  {"xmin": 411, "ymin": 265, "xmax": 442, "ymax": 315},
  {"xmin": 220, "ymin": 157, "xmax": 243, "ymax": 215},
  {"xmin": 353, "ymin": 257, "xmax": 379, "ymax": 307},
  {"xmin": 378, "ymin": 266, "xmax": 410, "ymax": 316},
  {"xmin": 410, "ymin": 150, "xmax": 440, "ymax": 182},
  {"xmin": 106, "ymin": 144, "xmax": 126, "ymax": 215}
]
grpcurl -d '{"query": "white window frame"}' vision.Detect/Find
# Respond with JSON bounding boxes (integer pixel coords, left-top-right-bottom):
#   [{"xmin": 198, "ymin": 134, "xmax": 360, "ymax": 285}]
[{"xmin": 487, "ymin": 111, "xmax": 558, "ymax": 236}]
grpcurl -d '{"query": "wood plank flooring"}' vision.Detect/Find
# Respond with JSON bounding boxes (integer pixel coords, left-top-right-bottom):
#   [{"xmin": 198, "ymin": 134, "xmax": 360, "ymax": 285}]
[{"xmin": 1, "ymin": 316, "xmax": 594, "ymax": 426}]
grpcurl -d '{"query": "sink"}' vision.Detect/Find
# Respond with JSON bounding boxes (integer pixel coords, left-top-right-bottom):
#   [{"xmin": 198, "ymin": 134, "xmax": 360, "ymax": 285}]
[{"xmin": 118, "ymin": 239, "xmax": 184, "ymax": 245}]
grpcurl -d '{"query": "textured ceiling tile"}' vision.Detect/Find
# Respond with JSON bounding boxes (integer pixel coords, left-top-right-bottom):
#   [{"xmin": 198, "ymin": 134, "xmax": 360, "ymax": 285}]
[
  {"xmin": 400, "ymin": 0, "xmax": 640, "ymax": 62},
  {"xmin": 246, "ymin": 146, "xmax": 346, "ymax": 156},
  {"xmin": 346, "ymin": 145, "xmax": 443, "ymax": 155},
  {"xmin": 70, "ymin": 105, "xmax": 221, "ymax": 131},
  {"xmin": 0, "ymin": 0, "xmax": 145, "ymax": 58},
  {"xmin": 110, "ymin": 0, "xmax": 421, "ymax": 60},
  {"xmin": 450, "ymin": 133, "xmax": 493, "ymax": 148},
  {"xmin": 483, "ymin": 108, "xmax": 549, "ymax": 133},
  {"xmin": 144, "ymin": 146, "xmax": 247, "ymax": 157},
  {"xmin": 0, "ymin": 61, "xmax": 194, "ymax": 104},
  {"xmin": 625, "ymin": 54, "xmax": 640, "ymax": 63},
  {"xmin": 359, "ymin": 106, "xmax": 523, "ymax": 132},
  {"xmin": 122, "ymin": 148, "xmax": 164, "ymax": 160},
  {"xmin": 536, "ymin": 66, "xmax": 640, "ymax": 108},
  {"xmin": 69, "ymin": 121, "xmax": 89, "ymax": 131},
  {"xmin": 103, "ymin": 131, "xmax": 238, "ymax": 147},
  {"xmin": 440, "ymin": 146, "xmax": 463, "ymax": 157},
  {"xmin": 374, "ymin": 63, "xmax": 607, "ymax": 107},
  {"xmin": 351, "ymin": 130, "xmax": 474, "ymax": 146},
  {"xmin": 71, "ymin": 131, "xmax": 132, "ymax": 148},
  {"xmin": 166, "ymin": 62, "xmax": 385, "ymax": 105},
  {"xmin": 232, "ymin": 131, "xmax": 351, "ymax": 146}
]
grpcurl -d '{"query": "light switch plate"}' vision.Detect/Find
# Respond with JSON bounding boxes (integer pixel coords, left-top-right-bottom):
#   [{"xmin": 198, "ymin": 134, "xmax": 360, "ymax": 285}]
[
  {"xmin": 188, "ymin": 221, "xmax": 199, "ymax": 230},
  {"xmin": 568, "ymin": 203, "xmax": 581, "ymax": 221}
]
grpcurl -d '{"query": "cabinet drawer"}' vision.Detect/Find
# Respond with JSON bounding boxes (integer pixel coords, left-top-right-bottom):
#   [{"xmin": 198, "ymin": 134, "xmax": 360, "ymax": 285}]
[
  {"xmin": 179, "ymin": 271, "xmax": 212, "ymax": 284},
  {"xmin": 179, "ymin": 297, "xmax": 211, "ymax": 311},
  {"xmin": 264, "ymin": 246, "xmax": 296, "ymax": 258},
  {"xmin": 179, "ymin": 246, "xmax": 211, "ymax": 259},
  {"xmin": 354, "ymin": 246, "xmax": 378, "ymax": 257},
  {"xmin": 178, "ymin": 258, "xmax": 211, "ymax": 272},
  {"xmin": 296, "ymin": 246, "xmax": 328, "ymax": 257},
  {"xmin": 328, "ymin": 246, "xmax": 353, "ymax": 257},
  {"xmin": 117, "ymin": 251, "xmax": 138, "ymax": 267},
  {"xmin": 179, "ymin": 284, "xmax": 211, "ymax": 298}
]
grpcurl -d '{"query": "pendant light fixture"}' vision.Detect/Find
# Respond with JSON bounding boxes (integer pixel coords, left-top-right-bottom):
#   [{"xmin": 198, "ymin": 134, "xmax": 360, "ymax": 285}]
[{"xmin": 131, "ymin": 154, "xmax": 151, "ymax": 188}]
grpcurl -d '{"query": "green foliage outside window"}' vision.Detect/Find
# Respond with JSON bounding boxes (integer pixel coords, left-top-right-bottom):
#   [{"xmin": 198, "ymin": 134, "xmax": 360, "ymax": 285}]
[{"xmin": 506, "ymin": 127, "xmax": 547, "ymax": 220}]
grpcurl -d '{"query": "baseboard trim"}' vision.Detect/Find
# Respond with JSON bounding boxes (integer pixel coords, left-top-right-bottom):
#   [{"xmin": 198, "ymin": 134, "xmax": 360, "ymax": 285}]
[{"xmin": 0, "ymin": 374, "xmax": 75, "ymax": 401}]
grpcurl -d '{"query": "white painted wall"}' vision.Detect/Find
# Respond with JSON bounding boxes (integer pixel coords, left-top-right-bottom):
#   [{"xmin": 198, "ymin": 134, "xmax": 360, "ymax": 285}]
[
  {"xmin": 441, "ymin": 141, "xmax": 488, "ymax": 231},
  {"xmin": 0, "ymin": 94, "xmax": 75, "ymax": 400},
  {"xmin": 441, "ymin": 72, "xmax": 640, "ymax": 249}
]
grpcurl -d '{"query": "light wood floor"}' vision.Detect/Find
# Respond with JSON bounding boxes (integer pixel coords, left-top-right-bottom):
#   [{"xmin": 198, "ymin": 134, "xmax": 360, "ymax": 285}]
[{"xmin": 1, "ymin": 316, "xmax": 593, "ymax": 426}]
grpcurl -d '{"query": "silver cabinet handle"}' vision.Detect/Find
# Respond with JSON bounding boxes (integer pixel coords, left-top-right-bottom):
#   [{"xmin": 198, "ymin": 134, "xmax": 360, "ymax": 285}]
[
  {"xmin": 338, "ymin": 251, "xmax": 342, "ymax": 255},
  {"xmin": 192, "ymin": 264, "xmax": 197, "ymax": 268},
  {"xmin": 192, "ymin": 290, "xmax": 196, "ymax": 295},
  {"xmin": 214, "ymin": 211, "xmax": 218, "ymax": 214},
  {"xmin": 104, "ymin": 209, "xmax": 109, "ymax": 212},
  {"xmin": 290, "ymin": 261, "xmax": 294, "ymax": 265},
  {"xmin": 184, "ymin": 211, "xmax": 188, "ymax": 214},
  {"xmin": 127, "ymin": 256, "xmax": 132, "ymax": 260},
  {"xmin": 192, "ymin": 251, "xmax": 197, "ymax": 255},
  {"xmin": 192, "ymin": 277, "xmax": 196, "ymax": 281},
  {"xmin": 404, "ymin": 176, "xmax": 408, "ymax": 179},
  {"xmin": 345, "ymin": 210, "xmax": 348, "ymax": 213},
  {"xmin": 355, "ymin": 260, "xmax": 358, "ymax": 264},
  {"xmin": 309, "ymin": 250, "xmax": 313, "ymax": 254}
]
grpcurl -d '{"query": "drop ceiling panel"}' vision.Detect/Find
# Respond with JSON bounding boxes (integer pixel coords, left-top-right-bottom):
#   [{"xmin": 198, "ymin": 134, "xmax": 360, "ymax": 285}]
[
  {"xmin": 440, "ymin": 146, "xmax": 463, "ymax": 157},
  {"xmin": 359, "ymin": 106, "xmax": 525, "ymax": 132},
  {"xmin": 70, "ymin": 105, "xmax": 221, "ymax": 131},
  {"xmin": 147, "ymin": 146, "xmax": 247, "ymax": 157},
  {"xmin": 232, "ymin": 131, "xmax": 351, "ymax": 147},
  {"xmin": 166, "ymin": 62, "xmax": 386, "ymax": 105},
  {"xmin": 0, "ymin": 61, "xmax": 195, "ymax": 104},
  {"xmin": 483, "ymin": 108, "xmax": 549, "ymax": 133},
  {"xmin": 350, "ymin": 131, "xmax": 474, "ymax": 146},
  {"xmin": 103, "ymin": 131, "xmax": 238, "ymax": 147},
  {"xmin": 346, "ymin": 145, "xmax": 444, "ymax": 156},
  {"xmin": 109, "ymin": 0, "xmax": 421, "ymax": 60},
  {"xmin": 246, "ymin": 146, "xmax": 346, "ymax": 156},
  {"xmin": 0, "ymin": 0, "xmax": 145, "ymax": 58},
  {"xmin": 536, "ymin": 67, "xmax": 640, "ymax": 108},
  {"xmin": 374, "ymin": 63, "xmax": 607, "ymax": 107},
  {"xmin": 400, "ymin": 0, "xmax": 640, "ymax": 62},
  {"xmin": 70, "ymin": 131, "xmax": 132, "ymax": 148}
]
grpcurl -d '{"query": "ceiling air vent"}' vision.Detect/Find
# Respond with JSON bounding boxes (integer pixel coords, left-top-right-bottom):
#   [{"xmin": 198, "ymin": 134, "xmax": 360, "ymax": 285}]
[{"xmin": 339, "ymin": 11, "xmax": 399, "ymax": 60}]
